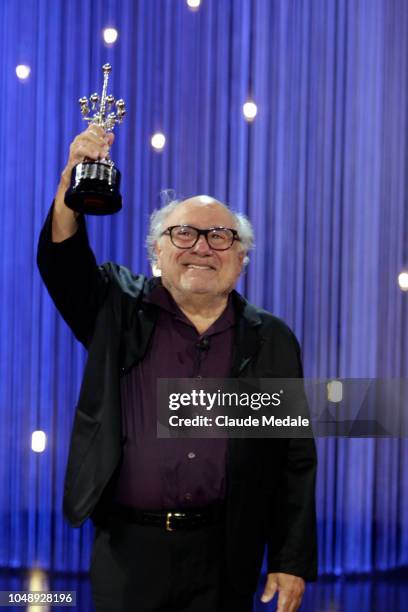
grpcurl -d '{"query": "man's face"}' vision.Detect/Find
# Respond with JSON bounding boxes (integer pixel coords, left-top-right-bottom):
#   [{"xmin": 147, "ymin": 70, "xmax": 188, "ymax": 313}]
[{"xmin": 155, "ymin": 197, "xmax": 245, "ymax": 298}]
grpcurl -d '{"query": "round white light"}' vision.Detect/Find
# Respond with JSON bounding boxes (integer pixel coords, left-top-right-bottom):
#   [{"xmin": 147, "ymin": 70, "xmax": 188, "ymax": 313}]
[
  {"xmin": 327, "ymin": 380, "xmax": 343, "ymax": 403},
  {"xmin": 103, "ymin": 27, "xmax": 118, "ymax": 44},
  {"xmin": 187, "ymin": 0, "xmax": 201, "ymax": 9},
  {"xmin": 398, "ymin": 271, "xmax": 408, "ymax": 291},
  {"xmin": 16, "ymin": 65, "xmax": 31, "ymax": 80},
  {"xmin": 31, "ymin": 431, "xmax": 47, "ymax": 453},
  {"xmin": 151, "ymin": 132, "xmax": 166, "ymax": 151},
  {"xmin": 28, "ymin": 568, "xmax": 48, "ymax": 592},
  {"xmin": 243, "ymin": 101, "xmax": 258, "ymax": 121}
]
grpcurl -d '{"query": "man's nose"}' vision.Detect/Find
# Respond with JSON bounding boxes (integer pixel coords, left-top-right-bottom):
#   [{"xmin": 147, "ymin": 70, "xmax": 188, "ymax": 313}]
[{"xmin": 191, "ymin": 234, "xmax": 212, "ymax": 253}]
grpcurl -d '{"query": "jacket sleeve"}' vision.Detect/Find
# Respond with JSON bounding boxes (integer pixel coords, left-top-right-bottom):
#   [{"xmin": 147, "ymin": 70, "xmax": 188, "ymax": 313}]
[
  {"xmin": 266, "ymin": 335, "xmax": 318, "ymax": 581},
  {"xmin": 36, "ymin": 202, "xmax": 110, "ymax": 348}
]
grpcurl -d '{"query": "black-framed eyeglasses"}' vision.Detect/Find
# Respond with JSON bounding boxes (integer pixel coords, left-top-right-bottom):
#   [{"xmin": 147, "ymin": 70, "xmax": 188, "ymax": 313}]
[{"xmin": 161, "ymin": 225, "xmax": 241, "ymax": 251}]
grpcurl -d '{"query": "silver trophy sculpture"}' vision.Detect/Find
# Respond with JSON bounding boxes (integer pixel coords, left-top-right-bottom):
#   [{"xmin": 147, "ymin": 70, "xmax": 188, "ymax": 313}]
[{"xmin": 65, "ymin": 63, "xmax": 126, "ymax": 215}]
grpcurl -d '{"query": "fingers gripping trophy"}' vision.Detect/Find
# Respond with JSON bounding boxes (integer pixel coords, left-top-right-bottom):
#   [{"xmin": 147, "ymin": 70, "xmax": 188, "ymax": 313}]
[{"xmin": 64, "ymin": 64, "xmax": 126, "ymax": 215}]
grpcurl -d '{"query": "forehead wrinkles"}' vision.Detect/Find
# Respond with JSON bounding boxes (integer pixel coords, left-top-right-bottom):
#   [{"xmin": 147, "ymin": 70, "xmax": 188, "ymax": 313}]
[{"xmin": 165, "ymin": 203, "xmax": 237, "ymax": 230}]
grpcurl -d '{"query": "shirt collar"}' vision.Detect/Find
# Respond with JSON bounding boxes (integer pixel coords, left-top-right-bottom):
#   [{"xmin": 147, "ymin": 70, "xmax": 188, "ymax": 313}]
[{"xmin": 143, "ymin": 280, "xmax": 236, "ymax": 335}]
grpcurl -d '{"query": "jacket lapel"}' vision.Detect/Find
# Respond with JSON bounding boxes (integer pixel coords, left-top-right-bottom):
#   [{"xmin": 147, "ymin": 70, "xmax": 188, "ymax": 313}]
[{"xmin": 120, "ymin": 277, "xmax": 160, "ymax": 374}]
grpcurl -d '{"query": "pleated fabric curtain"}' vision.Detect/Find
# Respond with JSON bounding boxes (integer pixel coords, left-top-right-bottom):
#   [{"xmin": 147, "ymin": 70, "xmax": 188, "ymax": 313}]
[{"xmin": 0, "ymin": 0, "xmax": 407, "ymax": 574}]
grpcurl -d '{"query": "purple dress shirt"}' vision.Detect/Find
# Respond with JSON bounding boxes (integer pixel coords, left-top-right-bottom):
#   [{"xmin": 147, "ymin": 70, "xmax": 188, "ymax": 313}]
[{"xmin": 114, "ymin": 282, "xmax": 235, "ymax": 510}]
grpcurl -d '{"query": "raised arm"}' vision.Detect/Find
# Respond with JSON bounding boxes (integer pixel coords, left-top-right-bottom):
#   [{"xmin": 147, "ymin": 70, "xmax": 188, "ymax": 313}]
[{"xmin": 37, "ymin": 126, "xmax": 115, "ymax": 347}]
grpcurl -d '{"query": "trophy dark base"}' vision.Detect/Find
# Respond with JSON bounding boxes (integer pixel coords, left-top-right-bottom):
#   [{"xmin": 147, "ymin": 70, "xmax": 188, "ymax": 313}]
[{"xmin": 64, "ymin": 161, "xmax": 122, "ymax": 216}]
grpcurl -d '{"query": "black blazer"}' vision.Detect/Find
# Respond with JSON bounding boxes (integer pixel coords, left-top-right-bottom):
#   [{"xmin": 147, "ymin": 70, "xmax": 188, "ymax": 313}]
[{"xmin": 37, "ymin": 204, "xmax": 318, "ymax": 593}]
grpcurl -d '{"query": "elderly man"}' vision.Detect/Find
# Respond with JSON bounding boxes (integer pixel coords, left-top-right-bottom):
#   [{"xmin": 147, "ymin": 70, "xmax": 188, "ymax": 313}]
[{"xmin": 37, "ymin": 126, "xmax": 317, "ymax": 612}]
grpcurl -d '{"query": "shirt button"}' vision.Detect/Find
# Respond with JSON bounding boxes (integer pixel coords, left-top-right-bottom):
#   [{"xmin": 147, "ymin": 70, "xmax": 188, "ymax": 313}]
[
  {"xmin": 184, "ymin": 493, "xmax": 193, "ymax": 502},
  {"xmin": 187, "ymin": 452, "xmax": 196, "ymax": 459}
]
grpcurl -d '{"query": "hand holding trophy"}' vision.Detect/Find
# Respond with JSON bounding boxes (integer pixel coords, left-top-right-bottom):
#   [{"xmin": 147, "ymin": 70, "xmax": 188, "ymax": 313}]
[{"xmin": 64, "ymin": 64, "xmax": 126, "ymax": 215}]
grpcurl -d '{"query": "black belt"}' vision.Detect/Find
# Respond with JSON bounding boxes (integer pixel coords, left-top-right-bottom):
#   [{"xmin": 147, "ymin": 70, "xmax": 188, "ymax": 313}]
[{"xmin": 111, "ymin": 503, "xmax": 225, "ymax": 532}]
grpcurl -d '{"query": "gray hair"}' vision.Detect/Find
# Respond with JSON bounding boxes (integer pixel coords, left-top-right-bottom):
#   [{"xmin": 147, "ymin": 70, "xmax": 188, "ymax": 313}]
[{"xmin": 146, "ymin": 191, "xmax": 255, "ymax": 266}]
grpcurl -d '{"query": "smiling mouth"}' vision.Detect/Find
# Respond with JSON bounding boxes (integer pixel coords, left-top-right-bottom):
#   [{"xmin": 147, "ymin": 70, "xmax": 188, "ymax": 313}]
[{"xmin": 184, "ymin": 264, "xmax": 216, "ymax": 271}]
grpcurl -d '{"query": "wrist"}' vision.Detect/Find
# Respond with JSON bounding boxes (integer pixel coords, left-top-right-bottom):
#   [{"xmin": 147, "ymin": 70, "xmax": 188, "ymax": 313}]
[
  {"xmin": 54, "ymin": 173, "xmax": 79, "ymax": 219},
  {"xmin": 59, "ymin": 167, "xmax": 72, "ymax": 191}
]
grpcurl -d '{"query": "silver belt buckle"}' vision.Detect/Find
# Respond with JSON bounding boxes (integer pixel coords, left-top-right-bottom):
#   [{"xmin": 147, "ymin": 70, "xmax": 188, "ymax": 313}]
[
  {"xmin": 165, "ymin": 512, "xmax": 186, "ymax": 531},
  {"xmin": 165, "ymin": 512, "xmax": 173, "ymax": 532}
]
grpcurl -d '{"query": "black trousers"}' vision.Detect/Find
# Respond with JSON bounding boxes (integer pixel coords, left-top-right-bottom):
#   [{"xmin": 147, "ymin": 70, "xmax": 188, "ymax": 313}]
[{"xmin": 90, "ymin": 513, "xmax": 255, "ymax": 612}]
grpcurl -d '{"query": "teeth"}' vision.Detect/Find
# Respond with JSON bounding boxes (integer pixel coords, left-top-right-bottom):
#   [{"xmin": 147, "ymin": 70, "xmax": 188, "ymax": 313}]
[{"xmin": 187, "ymin": 265, "xmax": 212, "ymax": 270}]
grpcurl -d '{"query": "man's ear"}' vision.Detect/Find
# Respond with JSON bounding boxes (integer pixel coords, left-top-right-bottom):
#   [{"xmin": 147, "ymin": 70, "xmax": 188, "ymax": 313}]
[
  {"xmin": 152, "ymin": 263, "xmax": 162, "ymax": 277},
  {"xmin": 154, "ymin": 241, "xmax": 162, "ymax": 266},
  {"xmin": 152, "ymin": 243, "xmax": 162, "ymax": 277},
  {"xmin": 238, "ymin": 250, "xmax": 247, "ymax": 268}
]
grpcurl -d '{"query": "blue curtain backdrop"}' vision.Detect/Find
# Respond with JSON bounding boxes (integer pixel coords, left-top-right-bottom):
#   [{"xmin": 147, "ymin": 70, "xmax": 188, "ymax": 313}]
[{"xmin": 0, "ymin": 0, "xmax": 407, "ymax": 575}]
